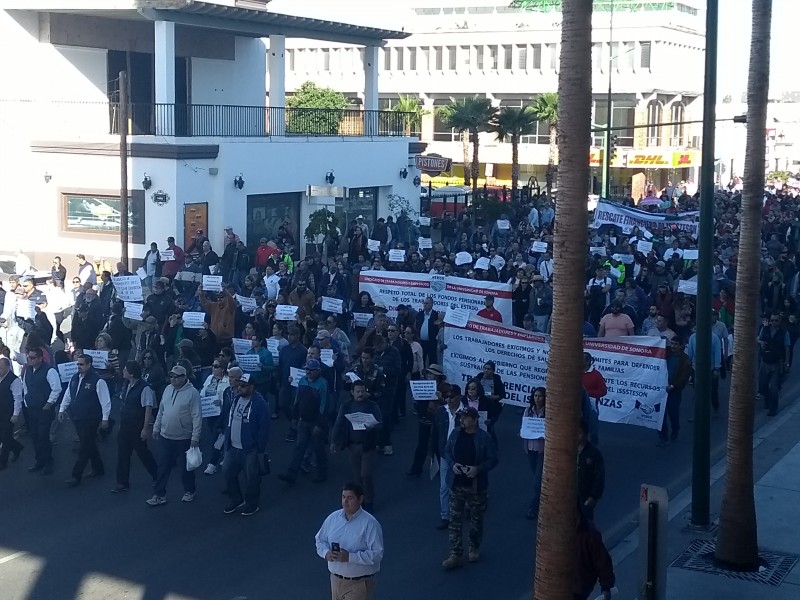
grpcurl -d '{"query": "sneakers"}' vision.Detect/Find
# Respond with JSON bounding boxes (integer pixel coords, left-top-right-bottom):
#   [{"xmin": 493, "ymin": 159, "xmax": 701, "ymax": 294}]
[
  {"xmin": 146, "ymin": 495, "xmax": 167, "ymax": 506},
  {"xmin": 224, "ymin": 502, "xmax": 246, "ymax": 514},
  {"xmin": 240, "ymin": 505, "xmax": 259, "ymax": 516},
  {"xmin": 204, "ymin": 464, "xmax": 218, "ymax": 475},
  {"xmin": 110, "ymin": 484, "xmax": 130, "ymax": 493},
  {"xmin": 468, "ymin": 547, "xmax": 480, "ymax": 562},
  {"xmin": 383, "ymin": 445, "xmax": 394, "ymax": 456},
  {"xmin": 442, "ymin": 554, "xmax": 464, "ymax": 570},
  {"xmin": 181, "ymin": 492, "xmax": 196, "ymax": 502}
]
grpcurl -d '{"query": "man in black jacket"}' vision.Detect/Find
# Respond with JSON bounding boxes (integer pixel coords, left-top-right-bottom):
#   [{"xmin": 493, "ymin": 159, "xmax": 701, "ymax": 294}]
[
  {"xmin": 415, "ymin": 296, "xmax": 439, "ymax": 368},
  {"xmin": 387, "ymin": 323, "xmax": 412, "ymax": 420},
  {"xmin": 577, "ymin": 418, "xmax": 605, "ymax": 522},
  {"xmin": 373, "ymin": 335, "xmax": 400, "ymax": 455}
]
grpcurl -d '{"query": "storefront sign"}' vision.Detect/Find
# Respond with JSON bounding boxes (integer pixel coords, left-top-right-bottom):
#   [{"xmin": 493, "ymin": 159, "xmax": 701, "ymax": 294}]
[{"xmin": 415, "ymin": 154, "xmax": 452, "ymax": 175}]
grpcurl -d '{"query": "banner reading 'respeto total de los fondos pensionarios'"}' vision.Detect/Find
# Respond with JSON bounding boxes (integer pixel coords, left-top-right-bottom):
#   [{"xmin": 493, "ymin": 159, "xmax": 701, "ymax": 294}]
[{"xmin": 443, "ymin": 317, "xmax": 668, "ymax": 430}]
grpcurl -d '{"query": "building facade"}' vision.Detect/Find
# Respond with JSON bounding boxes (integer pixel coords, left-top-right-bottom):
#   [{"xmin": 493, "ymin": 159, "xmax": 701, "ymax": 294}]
[
  {"xmin": 284, "ymin": 0, "xmax": 706, "ymax": 199},
  {"xmin": 0, "ymin": 0, "xmax": 421, "ymax": 267}
]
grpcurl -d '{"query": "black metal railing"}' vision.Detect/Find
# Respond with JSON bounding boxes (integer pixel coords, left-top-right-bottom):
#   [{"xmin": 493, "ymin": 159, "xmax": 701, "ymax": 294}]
[{"xmin": 109, "ymin": 103, "xmax": 414, "ymax": 138}]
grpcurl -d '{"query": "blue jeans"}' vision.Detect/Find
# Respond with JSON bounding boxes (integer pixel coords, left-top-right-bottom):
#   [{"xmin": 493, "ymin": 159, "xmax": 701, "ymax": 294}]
[
  {"xmin": 154, "ymin": 437, "xmax": 195, "ymax": 497},
  {"xmin": 439, "ymin": 457, "xmax": 452, "ymax": 520},
  {"xmin": 223, "ymin": 447, "xmax": 262, "ymax": 508},
  {"xmin": 288, "ymin": 421, "xmax": 327, "ymax": 479},
  {"xmin": 527, "ymin": 450, "xmax": 544, "ymax": 517}
]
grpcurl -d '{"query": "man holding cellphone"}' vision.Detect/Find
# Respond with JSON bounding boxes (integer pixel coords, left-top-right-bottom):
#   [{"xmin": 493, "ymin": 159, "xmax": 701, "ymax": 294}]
[{"xmin": 315, "ymin": 482, "xmax": 384, "ymax": 600}]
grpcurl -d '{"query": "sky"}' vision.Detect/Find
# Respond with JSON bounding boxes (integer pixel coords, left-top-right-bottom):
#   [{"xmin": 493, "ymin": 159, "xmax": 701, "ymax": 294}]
[{"xmin": 269, "ymin": 0, "xmax": 798, "ymax": 99}]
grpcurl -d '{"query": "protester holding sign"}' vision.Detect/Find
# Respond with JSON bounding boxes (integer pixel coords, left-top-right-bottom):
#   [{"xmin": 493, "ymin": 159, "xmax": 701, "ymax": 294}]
[{"xmin": 522, "ymin": 387, "xmax": 546, "ymax": 520}]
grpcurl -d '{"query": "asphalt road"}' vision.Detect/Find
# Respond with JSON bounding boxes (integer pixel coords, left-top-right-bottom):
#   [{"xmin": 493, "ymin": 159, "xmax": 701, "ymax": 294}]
[{"xmin": 1, "ymin": 366, "xmax": 794, "ymax": 600}]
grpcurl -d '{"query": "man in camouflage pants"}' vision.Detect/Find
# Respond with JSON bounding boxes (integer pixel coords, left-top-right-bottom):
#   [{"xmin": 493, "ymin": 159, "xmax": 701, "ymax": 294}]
[{"xmin": 441, "ymin": 407, "xmax": 499, "ymax": 570}]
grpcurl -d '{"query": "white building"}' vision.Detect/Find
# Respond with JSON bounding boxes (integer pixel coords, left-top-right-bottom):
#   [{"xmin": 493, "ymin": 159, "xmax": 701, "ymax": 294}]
[
  {"xmin": 284, "ymin": 0, "xmax": 707, "ymax": 198},
  {"xmin": 0, "ymin": 0, "xmax": 420, "ymax": 268}
]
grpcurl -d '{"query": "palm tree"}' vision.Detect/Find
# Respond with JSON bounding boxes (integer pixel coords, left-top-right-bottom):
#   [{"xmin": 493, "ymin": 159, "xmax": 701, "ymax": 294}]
[
  {"xmin": 714, "ymin": 0, "xmax": 772, "ymax": 571},
  {"xmin": 533, "ymin": 1, "xmax": 592, "ymax": 600},
  {"xmin": 438, "ymin": 96, "xmax": 496, "ymax": 197},
  {"xmin": 392, "ymin": 95, "xmax": 427, "ymax": 137},
  {"xmin": 489, "ymin": 105, "xmax": 538, "ymax": 200},
  {"xmin": 532, "ymin": 92, "xmax": 559, "ymax": 199}
]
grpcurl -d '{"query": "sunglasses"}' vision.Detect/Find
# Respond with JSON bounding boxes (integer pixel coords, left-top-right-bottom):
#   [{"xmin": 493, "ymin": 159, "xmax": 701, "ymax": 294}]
[
  {"xmin": 169, "ymin": 373, "xmax": 185, "ymax": 378},
  {"xmin": 143, "ymin": 356, "xmax": 153, "ymax": 360}
]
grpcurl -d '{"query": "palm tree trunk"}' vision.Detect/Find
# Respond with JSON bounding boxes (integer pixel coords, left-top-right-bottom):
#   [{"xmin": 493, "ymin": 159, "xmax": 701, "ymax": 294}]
[
  {"xmin": 511, "ymin": 134, "xmax": 520, "ymax": 201},
  {"xmin": 534, "ymin": 1, "xmax": 593, "ymax": 599},
  {"xmin": 714, "ymin": 0, "xmax": 771, "ymax": 571},
  {"xmin": 546, "ymin": 123, "xmax": 558, "ymax": 199},
  {"xmin": 461, "ymin": 130, "xmax": 471, "ymax": 187},
  {"xmin": 471, "ymin": 128, "xmax": 480, "ymax": 198}
]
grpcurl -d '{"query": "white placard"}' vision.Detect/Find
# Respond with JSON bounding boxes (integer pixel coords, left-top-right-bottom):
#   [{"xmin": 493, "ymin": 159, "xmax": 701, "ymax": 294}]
[
  {"xmin": 419, "ymin": 216, "xmax": 431, "ymax": 226},
  {"xmin": 682, "ymin": 249, "xmax": 699, "ymax": 260},
  {"xmin": 136, "ymin": 267, "xmax": 147, "ymax": 280},
  {"xmin": 444, "ymin": 306, "xmax": 470, "ymax": 327},
  {"xmin": 609, "ymin": 267, "xmax": 621, "ymax": 279},
  {"xmin": 289, "ymin": 367, "xmax": 306, "ymax": 387},
  {"xmin": 320, "ymin": 348, "xmax": 334, "ymax": 367},
  {"xmin": 232, "ymin": 338, "xmax": 252, "ymax": 355},
  {"xmin": 182, "ymin": 312, "xmax": 206, "ymax": 329},
  {"xmin": 201, "ymin": 396, "xmax": 221, "ymax": 418},
  {"xmin": 276, "ymin": 305, "xmax": 298, "ymax": 321},
  {"xmin": 123, "ymin": 302, "xmax": 143, "ymax": 321},
  {"xmin": 353, "ymin": 312, "xmax": 372, "ymax": 328},
  {"xmin": 160, "ymin": 249, "xmax": 175, "ymax": 261},
  {"xmin": 677, "ymin": 280, "xmax": 698, "ymax": 295},
  {"xmin": 455, "ymin": 252, "xmax": 473, "ymax": 266},
  {"xmin": 57, "ymin": 362, "xmax": 79, "ymax": 383},
  {"xmin": 236, "ymin": 354, "xmax": 261, "ymax": 371},
  {"xmin": 83, "ymin": 349, "xmax": 109, "ymax": 369},
  {"xmin": 531, "ymin": 241, "xmax": 549, "ymax": 253},
  {"xmin": 16, "ymin": 299, "xmax": 36, "ymax": 320},
  {"xmin": 389, "ymin": 249, "xmax": 406, "ymax": 263},
  {"xmin": 344, "ymin": 411, "xmax": 380, "ymax": 430},
  {"xmin": 589, "ymin": 246, "xmax": 607, "ymax": 257},
  {"xmin": 367, "ymin": 239, "xmax": 381, "ymax": 252},
  {"xmin": 267, "ymin": 338, "xmax": 280, "ymax": 363},
  {"xmin": 496, "ymin": 219, "xmax": 511, "ymax": 230},
  {"xmin": 520, "ymin": 416, "xmax": 546, "ymax": 440},
  {"xmin": 636, "ymin": 240, "xmax": 653, "ymax": 253},
  {"xmin": 345, "ymin": 371, "xmax": 361, "ymax": 383},
  {"xmin": 410, "ymin": 379, "xmax": 438, "ymax": 401},
  {"xmin": 113, "ymin": 276, "xmax": 143, "ymax": 302},
  {"xmin": 235, "ymin": 294, "xmax": 258, "ymax": 312},
  {"xmin": 642, "ymin": 228, "xmax": 654, "ymax": 239},
  {"xmin": 478, "ymin": 410, "xmax": 489, "ymax": 431},
  {"xmin": 202, "ymin": 275, "xmax": 223, "ymax": 292},
  {"xmin": 474, "ymin": 257, "xmax": 490, "ymax": 270},
  {"xmin": 321, "ymin": 296, "xmax": 343, "ymax": 314},
  {"xmin": 490, "ymin": 255, "xmax": 506, "ymax": 270},
  {"xmin": 418, "ymin": 237, "xmax": 433, "ymax": 249},
  {"xmin": 616, "ymin": 254, "xmax": 635, "ymax": 264},
  {"xmin": 610, "ymin": 237, "xmax": 617, "ymax": 246}
]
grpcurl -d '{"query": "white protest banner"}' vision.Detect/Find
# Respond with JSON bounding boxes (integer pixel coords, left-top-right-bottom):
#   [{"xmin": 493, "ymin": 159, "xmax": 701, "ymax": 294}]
[
  {"xmin": 232, "ymin": 338, "xmax": 252, "ymax": 355},
  {"xmin": 443, "ymin": 317, "xmax": 667, "ymax": 430},
  {"xmin": 359, "ymin": 270, "xmax": 513, "ymax": 324},
  {"xmin": 682, "ymin": 249, "xmax": 699, "ymax": 260},
  {"xmin": 677, "ymin": 279, "xmax": 698, "ymax": 295},
  {"xmin": 112, "ymin": 276, "xmax": 143, "ymax": 302},
  {"xmin": 409, "ymin": 379, "xmax": 438, "ymax": 401},
  {"xmin": 636, "ymin": 240, "xmax": 653, "ymax": 254},
  {"xmin": 496, "ymin": 219, "xmax": 511, "ymax": 230},
  {"xmin": 531, "ymin": 241, "xmax": 549, "ymax": 253},
  {"xmin": 57, "ymin": 362, "xmax": 79, "ymax": 383},
  {"xmin": 474, "ymin": 257, "xmax": 490, "ymax": 270},
  {"xmin": 520, "ymin": 416, "xmax": 546, "ymax": 440},
  {"xmin": 593, "ymin": 200, "xmax": 700, "ymax": 238},
  {"xmin": 202, "ymin": 275, "xmax": 223, "ymax": 292},
  {"xmin": 444, "ymin": 306, "xmax": 470, "ymax": 328},
  {"xmin": 290, "ymin": 367, "xmax": 306, "ymax": 387},
  {"xmin": 609, "ymin": 267, "xmax": 621, "ymax": 279},
  {"xmin": 236, "ymin": 354, "xmax": 262, "ymax": 371},
  {"xmin": 345, "ymin": 412, "xmax": 380, "ymax": 430},
  {"xmin": 83, "ymin": 349, "xmax": 109, "ymax": 369},
  {"xmin": 201, "ymin": 396, "xmax": 221, "ymax": 418},
  {"xmin": 136, "ymin": 267, "xmax": 147, "ymax": 280},
  {"xmin": 182, "ymin": 312, "xmax": 206, "ymax": 329},
  {"xmin": 419, "ymin": 216, "xmax": 431, "ymax": 226},
  {"xmin": 589, "ymin": 246, "xmax": 607, "ymax": 257},
  {"xmin": 267, "ymin": 339, "xmax": 280, "ymax": 363},
  {"xmin": 16, "ymin": 300, "xmax": 36, "ymax": 320},
  {"xmin": 123, "ymin": 302, "xmax": 143, "ymax": 321},
  {"xmin": 321, "ymin": 296, "xmax": 344, "ymax": 314},
  {"xmin": 455, "ymin": 252, "xmax": 473, "ymax": 266},
  {"xmin": 235, "ymin": 294, "xmax": 258, "ymax": 312},
  {"xmin": 388, "ymin": 249, "xmax": 406, "ymax": 263},
  {"xmin": 320, "ymin": 348, "xmax": 334, "ymax": 367},
  {"xmin": 418, "ymin": 237, "xmax": 433, "ymax": 249},
  {"xmin": 276, "ymin": 305, "xmax": 298, "ymax": 321},
  {"xmin": 367, "ymin": 239, "xmax": 381, "ymax": 252},
  {"xmin": 160, "ymin": 249, "xmax": 175, "ymax": 261},
  {"xmin": 353, "ymin": 312, "xmax": 372, "ymax": 328}
]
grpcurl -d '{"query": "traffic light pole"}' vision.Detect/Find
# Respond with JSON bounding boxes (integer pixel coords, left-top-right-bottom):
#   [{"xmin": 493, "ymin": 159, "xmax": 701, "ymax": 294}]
[{"xmin": 602, "ymin": 0, "xmax": 614, "ymax": 199}]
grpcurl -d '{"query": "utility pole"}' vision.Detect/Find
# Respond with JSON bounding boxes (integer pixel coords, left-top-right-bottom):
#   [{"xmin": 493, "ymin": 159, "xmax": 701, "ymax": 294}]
[
  {"xmin": 602, "ymin": 0, "xmax": 614, "ymax": 199},
  {"xmin": 691, "ymin": 0, "xmax": 718, "ymax": 529},
  {"xmin": 119, "ymin": 70, "xmax": 129, "ymax": 269}
]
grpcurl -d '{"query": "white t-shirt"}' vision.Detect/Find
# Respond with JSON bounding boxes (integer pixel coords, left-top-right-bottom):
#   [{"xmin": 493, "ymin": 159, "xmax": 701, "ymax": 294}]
[{"xmin": 229, "ymin": 397, "xmax": 252, "ymax": 450}]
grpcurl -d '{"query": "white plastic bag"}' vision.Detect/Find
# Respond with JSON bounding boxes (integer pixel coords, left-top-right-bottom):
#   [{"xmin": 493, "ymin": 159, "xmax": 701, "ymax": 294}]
[{"xmin": 186, "ymin": 446, "xmax": 203, "ymax": 471}]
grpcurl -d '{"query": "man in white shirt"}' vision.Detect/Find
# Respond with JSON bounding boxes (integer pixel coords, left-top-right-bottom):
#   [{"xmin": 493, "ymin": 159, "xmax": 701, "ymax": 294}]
[
  {"xmin": 538, "ymin": 251, "xmax": 554, "ymax": 283},
  {"xmin": 263, "ymin": 265, "xmax": 281, "ymax": 301},
  {"xmin": 662, "ymin": 242, "xmax": 683, "ymax": 262},
  {"xmin": 76, "ymin": 254, "xmax": 97, "ymax": 286},
  {"xmin": 315, "ymin": 482, "xmax": 384, "ymax": 600},
  {"xmin": 0, "ymin": 357, "xmax": 24, "ymax": 468}
]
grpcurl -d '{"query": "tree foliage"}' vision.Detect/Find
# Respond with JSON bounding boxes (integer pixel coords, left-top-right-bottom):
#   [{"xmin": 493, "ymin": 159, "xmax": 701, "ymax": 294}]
[{"xmin": 286, "ymin": 82, "xmax": 349, "ymax": 135}]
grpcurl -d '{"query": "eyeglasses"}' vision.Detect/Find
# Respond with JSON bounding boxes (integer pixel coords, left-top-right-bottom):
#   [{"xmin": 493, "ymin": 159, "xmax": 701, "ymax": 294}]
[
  {"xmin": 168, "ymin": 373, "xmax": 185, "ymax": 378},
  {"xmin": 143, "ymin": 356, "xmax": 153, "ymax": 361},
  {"xmin": 26, "ymin": 354, "xmax": 39, "ymax": 360}
]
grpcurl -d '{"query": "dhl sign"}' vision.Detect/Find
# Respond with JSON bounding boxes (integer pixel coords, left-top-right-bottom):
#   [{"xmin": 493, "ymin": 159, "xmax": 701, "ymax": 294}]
[
  {"xmin": 589, "ymin": 149, "xmax": 603, "ymax": 166},
  {"xmin": 625, "ymin": 150, "xmax": 699, "ymax": 169},
  {"xmin": 671, "ymin": 151, "xmax": 697, "ymax": 167}
]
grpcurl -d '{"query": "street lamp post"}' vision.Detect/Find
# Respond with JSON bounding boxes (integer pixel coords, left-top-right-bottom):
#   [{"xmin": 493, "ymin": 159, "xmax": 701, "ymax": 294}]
[{"xmin": 602, "ymin": 0, "xmax": 615, "ymax": 199}]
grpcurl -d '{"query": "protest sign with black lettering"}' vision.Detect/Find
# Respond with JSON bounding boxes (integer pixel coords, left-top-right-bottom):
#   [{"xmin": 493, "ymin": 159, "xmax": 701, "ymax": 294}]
[{"xmin": 113, "ymin": 276, "xmax": 143, "ymax": 301}]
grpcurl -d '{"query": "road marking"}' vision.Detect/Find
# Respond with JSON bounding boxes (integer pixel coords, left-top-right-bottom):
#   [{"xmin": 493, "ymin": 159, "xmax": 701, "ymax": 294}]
[{"xmin": 0, "ymin": 551, "xmax": 28, "ymax": 565}]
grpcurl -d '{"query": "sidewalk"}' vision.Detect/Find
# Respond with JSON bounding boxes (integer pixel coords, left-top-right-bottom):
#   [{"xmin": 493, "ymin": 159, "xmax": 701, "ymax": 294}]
[{"xmin": 609, "ymin": 397, "xmax": 800, "ymax": 600}]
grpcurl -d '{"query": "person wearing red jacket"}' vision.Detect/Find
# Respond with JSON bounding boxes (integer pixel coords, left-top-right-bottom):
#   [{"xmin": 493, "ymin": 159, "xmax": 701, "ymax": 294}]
[
  {"xmin": 255, "ymin": 239, "xmax": 280, "ymax": 271},
  {"xmin": 581, "ymin": 353, "xmax": 607, "ymax": 446},
  {"xmin": 476, "ymin": 295, "xmax": 503, "ymax": 323},
  {"xmin": 574, "ymin": 499, "xmax": 616, "ymax": 600}
]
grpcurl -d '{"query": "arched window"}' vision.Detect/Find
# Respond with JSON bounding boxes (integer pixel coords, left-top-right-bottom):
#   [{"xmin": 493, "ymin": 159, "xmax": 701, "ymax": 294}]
[
  {"xmin": 646, "ymin": 100, "xmax": 663, "ymax": 147},
  {"xmin": 670, "ymin": 102, "xmax": 685, "ymax": 146}
]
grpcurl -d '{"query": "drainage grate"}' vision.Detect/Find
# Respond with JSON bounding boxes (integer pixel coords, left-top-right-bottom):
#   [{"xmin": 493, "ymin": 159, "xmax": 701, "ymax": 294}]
[{"xmin": 671, "ymin": 539, "xmax": 799, "ymax": 586}]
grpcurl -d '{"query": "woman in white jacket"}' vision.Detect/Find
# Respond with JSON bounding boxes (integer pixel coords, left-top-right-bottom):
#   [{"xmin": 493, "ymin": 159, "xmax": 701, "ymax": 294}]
[{"xmin": 200, "ymin": 361, "xmax": 229, "ymax": 475}]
